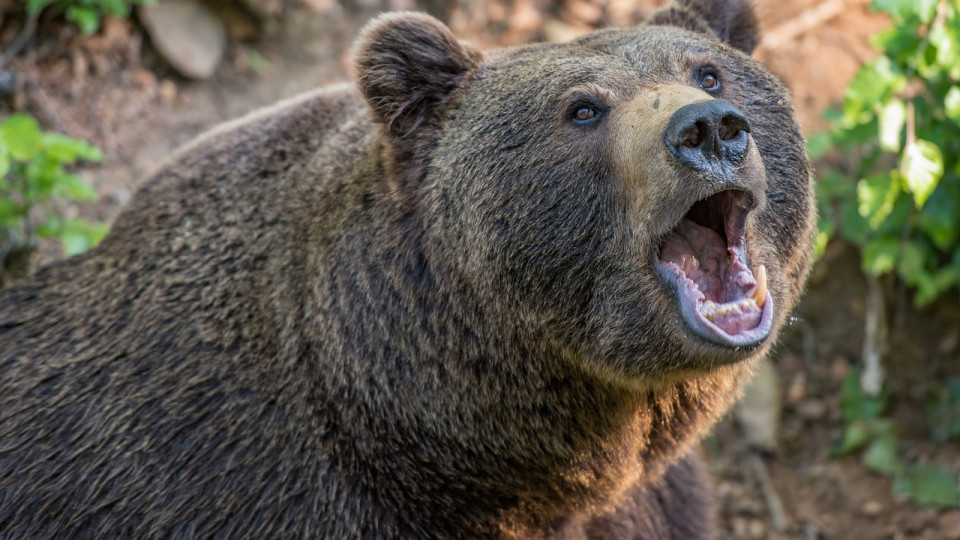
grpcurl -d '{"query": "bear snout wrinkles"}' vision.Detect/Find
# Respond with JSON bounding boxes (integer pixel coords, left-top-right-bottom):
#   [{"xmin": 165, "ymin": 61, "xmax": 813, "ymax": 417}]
[{"xmin": 665, "ymin": 99, "xmax": 751, "ymax": 173}]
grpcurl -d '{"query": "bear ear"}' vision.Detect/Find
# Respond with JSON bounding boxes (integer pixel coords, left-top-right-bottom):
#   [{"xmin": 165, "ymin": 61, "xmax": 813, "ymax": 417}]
[
  {"xmin": 649, "ymin": 0, "xmax": 761, "ymax": 54},
  {"xmin": 353, "ymin": 12, "xmax": 481, "ymax": 140}
]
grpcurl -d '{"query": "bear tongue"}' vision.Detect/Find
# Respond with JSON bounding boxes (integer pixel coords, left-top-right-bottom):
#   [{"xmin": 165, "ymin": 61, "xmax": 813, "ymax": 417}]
[{"xmin": 659, "ymin": 218, "xmax": 729, "ymax": 302}]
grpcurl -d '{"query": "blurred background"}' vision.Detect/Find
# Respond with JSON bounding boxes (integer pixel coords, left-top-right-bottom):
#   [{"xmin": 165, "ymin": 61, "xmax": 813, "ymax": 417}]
[{"xmin": 0, "ymin": 0, "xmax": 958, "ymax": 538}]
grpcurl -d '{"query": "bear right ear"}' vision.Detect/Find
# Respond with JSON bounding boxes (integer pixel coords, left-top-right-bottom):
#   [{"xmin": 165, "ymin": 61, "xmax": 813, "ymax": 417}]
[
  {"xmin": 353, "ymin": 12, "xmax": 481, "ymax": 140},
  {"xmin": 649, "ymin": 0, "xmax": 761, "ymax": 55}
]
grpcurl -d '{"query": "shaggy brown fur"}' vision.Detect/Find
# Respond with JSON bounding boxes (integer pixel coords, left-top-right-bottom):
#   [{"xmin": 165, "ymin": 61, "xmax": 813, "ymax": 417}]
[{"xmin": 0, "ymin": 1, "xmax": 815, "ymax": 538}]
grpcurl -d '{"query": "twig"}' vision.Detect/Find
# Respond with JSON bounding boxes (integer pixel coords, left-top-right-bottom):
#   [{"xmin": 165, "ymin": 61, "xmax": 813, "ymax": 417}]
[
  {"xmin": 0, "ymin": 12, "xmax": 39, "ymax": 70},
  {"xmin": 759, "ymin": 0, "xmax": 870, "ymax": 51},
  {"xmin": 861, "ymin": 273, "xmax": 887, "ymax": 396},
  {"xmin": 747, "ymin": 452, "xmax": 788, "ymax": 532}
]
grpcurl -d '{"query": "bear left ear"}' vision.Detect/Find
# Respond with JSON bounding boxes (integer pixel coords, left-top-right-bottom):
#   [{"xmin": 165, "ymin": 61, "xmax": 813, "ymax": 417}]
[
  {"xmin": 649, "ymin": 0, "xmax": 761, "ymax": 55},
  {"xmin": 353, "ymin": 12, "xmax": 481, "ymax": 140}
]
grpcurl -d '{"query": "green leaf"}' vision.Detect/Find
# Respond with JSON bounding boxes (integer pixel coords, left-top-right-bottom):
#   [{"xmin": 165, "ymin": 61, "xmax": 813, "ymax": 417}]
[
  {"xmin": 839, "ymin": 197, "xmax": 870, "ymax": 244},
  {"xmin": 930, "ymin": 17, "xmax": 960, "ymax": 72},
  {"xmin": 0, "ymin": 114, "xmax": 43, "ymax": 161},
  {"xmin": 0, "ymin": 199, "xmax": 23, "ymax": 226},
  {"xmin": 897, "ymin": 241, "xmax": 928, "ymax": 286},
  {"xmin": 843, "ymin": 58, "xmax": 905, "ymax": 126},
  {"xmin": 100, "ymin": 0, "xmax": 131, "ymax": 17},
  {"xmin": 893, "ymin": 464, "xmax": 960, "ymax": 507},
  {"xmin": 875, "ymin": 194, "xmax": 914, "ymax": 237},
  {"xmin": 915, "ymin": 266, "xmax": 959, "ymax": 306},
  {"xmin": 34, "ymin": 216, "xmax": 62, "ymax": 238},
  {"xmin": 60, "ymin": 218, "xmax": 108, "ymax": 256},
  {"xmin": 878, "ymin": 99, "xmax": 906, "ymax": 152},
  {"xmin": 857, "ymin": 172, "xmax": 901, "ymax": 228},
  {"xmin": 842, "ymin": 369, "xmax": 888, "ymax": 422},
  {"xmin": 902, "ymin": 139, "xmax": 944, "ymax": 208},
  {"xmin": 66, "ymin": 6, "xmax": 102, "ymax": 35},
  {"xmin": 919, "ymin": 184, "xmax": 960, "ymax": 250},
  {"xmin": 832, "ymin": 421, "xmax": 871, "ymax": 456},
  {"xmin": 25, "ymin": 159, "xmax": 61, "ymax": 196},
  {"xmin": 863, "ymin": 237, "xmax": 900, "ymax": 275},
  {"xmin": 806, "ymin": 132, "xmax": 833, "ymax": 160},
  {"xmin": 42, "ymin": 133, "xmax": 103, "ymax": 164},
  {"xmin": 946, "ymin": 86, "xmax": 960, "ymax": 125},
  {"xmin": 863, "ymin": 421, "xmax": 902, "ymax": 475},
  {"xmin": 814, "ymin": 230, "xmax": 831, "ymax": 259},
  {"xmin": 53, "ymin": 173, "xmax": 98, "ymax": 201},
  {"xmin": 872, "ymin": 0, "xmax": 939, "ymax": 23}
]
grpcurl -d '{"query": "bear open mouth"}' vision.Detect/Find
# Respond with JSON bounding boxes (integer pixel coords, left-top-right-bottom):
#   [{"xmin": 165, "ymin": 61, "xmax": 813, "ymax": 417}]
[{"xmin": 656, "ymin": 189, "xmax": 773, "ymax": 348}]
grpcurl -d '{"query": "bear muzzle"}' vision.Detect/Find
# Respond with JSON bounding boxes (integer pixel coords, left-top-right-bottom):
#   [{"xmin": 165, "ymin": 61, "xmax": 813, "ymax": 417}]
[
  {"xmin": 664, "ymin": 99, "xmax": 751, "ymax": 176},
  {"xmin": 613, "ymin": 83, "xmax": 772, "ymax": 350}
]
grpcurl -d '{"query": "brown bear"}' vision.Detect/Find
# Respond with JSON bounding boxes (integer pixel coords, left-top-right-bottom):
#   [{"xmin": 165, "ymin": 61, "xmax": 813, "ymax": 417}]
[{"xmin": 0, "ymin": 0, "xmax": 815, "ymax": 537}]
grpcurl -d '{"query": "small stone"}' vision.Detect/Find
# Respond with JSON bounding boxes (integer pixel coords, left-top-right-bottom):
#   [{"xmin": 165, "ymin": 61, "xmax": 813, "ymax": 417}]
[
  {"xmin": 747, "ymin": 519, "xmax": 767, "ymax": 539},
  {"xmin": 139, "ymin": 0, "xmax": 226, "ymax": 80},
  {"xmin": 158, "ymin": 80, "xmax": 178, "ymax": 105},
  {"xmin": 830, "ymin": 356, "xmax": 850, "ymax": 382},
  {"xmin": 132, "ymin": 67, "xmax": 157, "ymax": 89},
  {"xmin": 941, "ymin": 509, "xmax": 960, "ymax": 540},
  {"xmin": 786, "ymin": 370, "xmax": 807, "ymax": 402},
  {"xmin": 861, "ymin": 500, "xmax": 883, "ymax": 516}
]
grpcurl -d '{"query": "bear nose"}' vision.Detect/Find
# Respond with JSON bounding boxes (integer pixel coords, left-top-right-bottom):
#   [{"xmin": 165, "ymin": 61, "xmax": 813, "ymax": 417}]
[{"xmin": 664, "ymin": 100, "xmax": 751, "ymax": 173}]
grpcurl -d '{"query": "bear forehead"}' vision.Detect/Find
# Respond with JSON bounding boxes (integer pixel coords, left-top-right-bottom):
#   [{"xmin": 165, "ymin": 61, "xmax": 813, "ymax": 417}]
[{"xmin": 480, "ymin": 25, "xmax": 741, "ymax": 89}]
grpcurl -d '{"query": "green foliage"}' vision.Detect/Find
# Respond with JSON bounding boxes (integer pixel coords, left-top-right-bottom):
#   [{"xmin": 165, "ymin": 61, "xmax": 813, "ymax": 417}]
[
  {"xmin": 816, "ymin": 0, "xmax": 960, "ymax": 306},
  {"xmin": 832, "ymin": 369, "xmax": 960, "ymax": 507},
  {"xmin": 23, "ymin": 0, "xmax": 151, "ymax": 35},
  {"xmin": 0, "ymin": 113, "xmax": 107, "ymax": 263}
]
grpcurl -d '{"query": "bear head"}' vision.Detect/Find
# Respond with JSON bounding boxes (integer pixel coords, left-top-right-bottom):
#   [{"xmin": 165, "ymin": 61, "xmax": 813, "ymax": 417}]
[{"xmin": 354, "ymin": 0, "xmax": 815, "ymax": 386}]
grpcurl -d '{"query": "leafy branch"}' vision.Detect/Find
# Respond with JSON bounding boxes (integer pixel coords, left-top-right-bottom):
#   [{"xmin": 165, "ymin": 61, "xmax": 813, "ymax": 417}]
[
  {"xmin": 0, "ymin": 113, "xmax": 108, "ymax": 282},
  {"xmin": 815, "ymin": 0, "xmax": 960, "ymax": 307}
]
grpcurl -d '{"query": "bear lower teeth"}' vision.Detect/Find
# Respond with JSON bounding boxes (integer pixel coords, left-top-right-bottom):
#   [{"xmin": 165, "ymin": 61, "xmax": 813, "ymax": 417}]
[{"xmin": 699, "ymin": 298, "xmax": 758, "ymax": 322}]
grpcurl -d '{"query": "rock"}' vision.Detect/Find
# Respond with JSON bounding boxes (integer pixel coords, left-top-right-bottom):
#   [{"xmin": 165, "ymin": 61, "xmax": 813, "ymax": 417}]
[
  {"xmin": 138, "ymin": 0, "xmax": 226, "ymax": 79},
  {"xmin": 941, "ymin": 510, "xmax": 960, "ymax": 540},
  {"xmin": 736, "ymin": 358, "xmax": 782, "ymax": 452}
]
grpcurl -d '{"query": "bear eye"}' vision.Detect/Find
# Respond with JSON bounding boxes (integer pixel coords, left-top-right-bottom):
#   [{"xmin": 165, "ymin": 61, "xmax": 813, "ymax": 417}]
[
  {"xmin": 698, "ymin": 67, "xmax": 721, "ymax": 93},
  {"xmin": 571, "ymin": 104, "xmax": 601, "ymax": 125}
]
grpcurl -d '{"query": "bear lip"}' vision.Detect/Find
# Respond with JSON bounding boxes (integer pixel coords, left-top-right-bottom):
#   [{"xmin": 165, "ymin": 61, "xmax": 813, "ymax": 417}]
[{"xmin": 655, "ymin": 189, "xmax": 773, "ymax": 349}]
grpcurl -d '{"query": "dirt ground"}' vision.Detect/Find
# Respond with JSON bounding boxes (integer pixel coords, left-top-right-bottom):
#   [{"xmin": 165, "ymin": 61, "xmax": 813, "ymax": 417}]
[{"xmin": 2, "ymin": 0, "xmax": 959, "ymax": 538}]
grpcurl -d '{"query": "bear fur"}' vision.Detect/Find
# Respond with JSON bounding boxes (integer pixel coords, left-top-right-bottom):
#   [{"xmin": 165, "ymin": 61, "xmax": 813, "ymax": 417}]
[{"xmin": 0, "ymin": 0, "xmax": 816, "ymax": 537}]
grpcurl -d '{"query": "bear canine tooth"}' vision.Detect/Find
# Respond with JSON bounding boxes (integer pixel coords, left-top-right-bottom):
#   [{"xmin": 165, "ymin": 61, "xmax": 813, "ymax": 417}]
[{"xmin": 752, "ymin": 264, "xmax": 768, "ymax": 308}]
